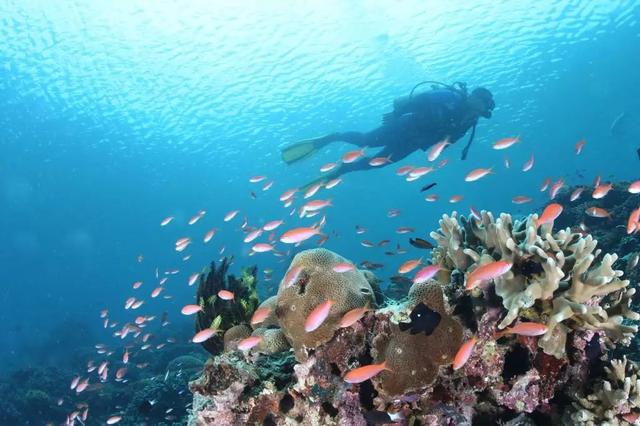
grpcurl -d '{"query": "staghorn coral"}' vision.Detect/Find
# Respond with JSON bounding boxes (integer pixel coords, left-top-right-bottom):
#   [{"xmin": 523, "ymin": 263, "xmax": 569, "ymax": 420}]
[
  {"xmin": 430, "ymin": 211, "xmax": 638, "ymax": 358},
  {"xmin": 275, "ymin": 248, "xmax": 376, "ymax": 360},
  {"xmin": 195, "ymin": 257, "xmax": 260, "ymax": 355},
  {"xmin": 372, "ymin": 281, "xmax": 463, "ymax": 397},
  {"xmin": 568, "ymin": 356, "xmax": 640, "ymax": 425}
]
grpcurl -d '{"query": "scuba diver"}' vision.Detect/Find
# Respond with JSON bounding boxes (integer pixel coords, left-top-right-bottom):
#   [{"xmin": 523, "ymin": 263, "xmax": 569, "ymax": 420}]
[{"xmin": 281, "ymin": 81, "xmax": 495, "ymax": 188}]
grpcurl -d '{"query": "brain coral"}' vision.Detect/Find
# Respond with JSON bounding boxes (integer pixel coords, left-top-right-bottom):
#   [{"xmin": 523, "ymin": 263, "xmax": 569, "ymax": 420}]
[
  {"xmin": 275, "ymin": 248, "xmax": 376, "ymax": 360},
  {"xmin": 372, "ymin": 281, "xmax": 463, "ymax": 396}
]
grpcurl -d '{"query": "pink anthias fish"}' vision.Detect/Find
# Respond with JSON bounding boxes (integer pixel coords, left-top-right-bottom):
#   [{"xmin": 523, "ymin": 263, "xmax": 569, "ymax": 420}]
[
  {"xmin": 181, "ymin": 304, "xmax": 202, "ymax": 315},
  {"xmin": 592, "ymin": 183, "xmax": 613, "ymax": 199},
  {"xmin": 303, "ymin": 199, "xmax": 332, "ymax": 212},
  {"xmin": 237, "ymin": 335, "xmax": 263, "ymax": 351},
  {"xmin": 250, "ymin": 307, "xmax": 272, "ymax": 325},
  {"xmin": 512, "ymin": 196, "xmax": 532, "ymax": 204},
  {"xmin": 218, "ymin": 290, "xmax": 234, "ymax": 300},
  {"xmin": 413, "ymin": 265, "xmax": 440, "ymax": 284},
  {"xmin": 244, "ymin": 229, "xmax": 263, "ymax": 243},
  {"xmin": 342, "ymin": 147, "xmax": 366, "ymax": 163},
  {"xmin": 188, "ymin": 210, "xmax": 206, "ymax": 225},
  {"xmin": 570, "ymin": 187, "xmax": 584, "ymax": 202},
  {"xmin": 465, "ymin": 261, "xmax": 512, "ymax": 290},
  {"xmin": 449, "ymin": 195, "xmax": 463, "ymax": 203},
  {"xmin": 465, "ymin": 168, "xmax": 493, "ymax": 182},
  {"xmin": 339, "ymin": 306, "xmax": 370, "ymax": 328},
  {"xmin": 627, "ymin": 207, "xmax": 640, "ymax": 234},
  {"xmin": 325, "ymin": 178, "xmax": 342, "ymax": 189},
  {"xmin": 332, "ymin": 262, "xmax": 355, "ymax": 273},
  {"xmin": 263, "ymin": 220, "xmax": 284, "ymax": 231},
  {"xmin": 224, "ymin": 210, "xmax": 239, "ymax": 222},
  {"xmin": 249, "ymin": 175, "xmax": 267, "ymax": 183},
  {"xmin": 628, "ymin": 180, "xmax": 640, "ymax": 194},
  {"xmin": 192, "ymin": 328, "xmax": 218, "ymax": 343},
  {"xmin": 188, "ymin": 273, "xmax": 200, "ymax": 287},
  {"xmin": 304, "ymin": 182, "xmax": 324, "ymax": 199},
  {"xmin": 280, "ymin": 227, "xmax": 322, "ymax": 244},
  {"xmin": 522, "ymin": 153, "xmax": 534, "ymax": 172},
  {"xmin": 396, "ymin": 165, "xmax": 414, "ymax": 176},
  {"xmin": 492, "ymin": 136, "xmax": 520, "ymax": 150},
  {"xmin": 252, "ymin": 243, "xmax": 274, "ymax": 253},
  {"xmin": 369, "ymin": 155, "xmax": 392, "ymax": 166},
  {"xmin": 453, "ymin": 337, "xmax": 477, "ymax": 370},
  {"xmin": 160, "ymin": 216, "xmax": 174, "ymax": 226},
  {"xmin": 398, "ymin": 258, "xmax": 421, "ymax": 274},
  {"xmin": 283, "ymin": 265, "xmax": 304, "ymax": 288},
  {"xmin": 304, "ymin": 300, "xmax": 335, "ymax": 332},
  {"xmin": 575, "ymin": 139, "xmax": 585, "ymax": 155},
  {"xmin": 203, "ymin": 228, "xmax": 217, "ymax": 243},
  {"xmin": 495, "ymin": 322, "xmax": 548, "ymax": 338},
  {"xmin": 427, "ymin": 139, "xmax": 450, "ymax": 161},
  {"xmin": 536, "ymin": 203, "xmax": 563, "ymax": 226},
  {"xmin": 320, "ymin": 162, "xmax": 338, "ymax": 172},
  {"xmin": 279, "ymin": 188, "xmax": 297, "ymax": 201},
  {"xmin": 344, "ymin": 361, "xmax": 390, "ymax": 383}
]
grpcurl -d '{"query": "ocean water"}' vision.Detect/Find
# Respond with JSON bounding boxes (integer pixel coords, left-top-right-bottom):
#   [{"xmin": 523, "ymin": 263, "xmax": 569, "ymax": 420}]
[{"xmin": 1, "ymin": 0, "xmax": 639, "ymax": 422}]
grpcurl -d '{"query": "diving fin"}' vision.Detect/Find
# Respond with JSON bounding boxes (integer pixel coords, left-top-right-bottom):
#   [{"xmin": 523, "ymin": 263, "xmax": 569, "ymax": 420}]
[{"xmin": 281, "ymin": 137, "xmax": 325, "ymax": 165}]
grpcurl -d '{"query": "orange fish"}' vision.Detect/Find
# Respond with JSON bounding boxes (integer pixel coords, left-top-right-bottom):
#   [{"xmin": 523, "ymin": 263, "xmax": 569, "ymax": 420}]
[
  {"xmin": 279, "ymin": 188, "xmax": 297, "ymax": 201},
  {"xmin": 427, "ymin": 139, "xmax": 450, "ymax": 161},
  {"xmin": 424, "ymin": 194, "xmax": 438, "ymax": 202},
  {"xmin": 132, "ymin": 281, "xmax": 143, "ymax": 289},
  {"xmin": 522, "ymin": 153, "xmax": 534, "ymax": 172},
  {"xmin": 549, "ymin": 178, "xmax": 565, "ymax": 200},
  {"xmin": 575, "ymin": 139, "xmax": 585, "ymax": 155},
  {"xmin": 453, "ymin": 337, "xmax": 477, "ymax": 370},
  {"xmin": 398, "ymin": 258, "xmax": 421, "ymax": 274},
  {"xmin": 224, "ymin": 210, "xmax": 239, "ymax": 222},
  {"xmin": 320, "ymin": 162, "xmax": 338, "ymax": 172},
  {"xmin": 585, "ymin": 206, "xmax": 610, "ymax": 218},
  {"xmin": 369, "ymin": 155, "xmax": 392, "ymax": 166},
  {"xmin": 449, "ymin": 195, "xmax": 463, "ymax": 203},
  {"xmin": 628, "ymin": 180, "xmax": 640, "ymax": 194},
  {"xmin": 333, "ymin": 262, "xmax": 355, "ymax": 273},
  {"xmin": 493, "ymin": 136, "xmax": 519, "ymax": 150},
  {"xmin": 304, "ymin": 300, "xmax": 335, "ymax": 332},
  {"xmin": 252, "ymin": 243, "xmax": 274, "ymax": 253},
  {"xmin": 188, "ymin": 210, "xmax": 206, "ymax": 225},
  {"xmin": 263, "ymin": 220, "xmax": 283, "ymax": 231},
  {"xmin": 325, "ymin": 178, "xmax": 342, "ymax": 189},
  {"xmin": 203, "ymin": 228, "xmax": 217, "ymax": 243},
  {"xmin": 106, "ymin": 416, "xmax": 123, "ymax": 425},
  {"xmin": 237, "ymin": 335, "xmax": 262, "ymax": 351},
  {"xmin": 192, "ymin": 328, "xmax": 217, "ymax": 343},
  {"xmin": 408, "ymin": 166, "xmax": 433, "ymax": 179},
  {"xmin": 627, "ymin": 207, "xmax": 640, "ymax": 234},
  {"xmin": 181, "ymin": 304, "xmax": 202, "ymax": 315},
  {"xmin": 413, "ymin": 265, "xmax": 440, "ymax": 284},
  {"xmin": 396, "ymin": 165, "xmax": 414, "ymax": 176},
  {"xmin": 466, "ymin": 261, "xmax": 512, "ymax": 290},
  {"xmin": 249, "ymin": 175, "xmax": 266, "ymax": 183},
  {"xmin": 150, "ymin": 287, "xmax": 163, "ymax": 298},
  {"xmin": 303, "ymin": 199, "xmax": 332, "ymax": 212},
  {"xmin": 280, "ymin": 227, "xmax": 321, "ymax": 244},
  {"xmin": 344, "ymin": 361, "xmax": 390, "ymax": 383},
  {"xmin": 496, "ymin": 322, "xmax": 547, "ymax": 338},
  {"xmin": 283, "ymin": 265, "xmax": 304, "ymax": 288},
  {"xmin": 218, "ymin": 290, "xmax": 235, "ymax": 300},
  {"xmin": 539, "ymin": 177, "xmax": 551, "ymax": 192},
  {"xmin": 570, "ymin": 187, "xmax": 584, "ymax": 202},
  {"xmin": 342, "ymin": 147, "xmax": 366, "ymax": 163},
  {"xmin": 244, "ymin": 229, "xmax": 263, "ymax": 243},
  {"xmin": 536, "ymin": 203, "xmax": 563, "ymax": 226},
  {"xmin": 250, "ymin": 307, "xmax": 272, "ymax": 325},
  {"xmin": 304, "ymin": 182, "xmax": 324, "ymax": 199},
  {"xmin": 160, "ymin": 216, "xmax": 174, "ymax": 226},
  {"xmin": 592, "ymin": 183, "xmax": 612, "ymax": 199},
  {"xmin": 512, "ymin": 196, "xmax": 532, "ymax": 204},
  {"xmin": 339, "ymin": 306, "xmax": 370, "ymax": 328}
]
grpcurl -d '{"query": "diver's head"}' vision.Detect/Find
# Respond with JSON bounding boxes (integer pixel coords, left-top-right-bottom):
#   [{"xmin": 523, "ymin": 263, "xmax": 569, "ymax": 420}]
[{"xmin": 468, "ymin": 87, "xmax": 495, "ymax": 118}]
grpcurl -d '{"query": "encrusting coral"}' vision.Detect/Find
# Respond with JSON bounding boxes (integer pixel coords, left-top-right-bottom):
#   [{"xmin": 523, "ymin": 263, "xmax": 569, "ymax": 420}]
[
  {"xmin": 274, "ymin": 248, "xmax": 376, "ymax": 360},
  {"xmin": 431, "ymin": 210, "xmax": 638, "ymax": 359}
]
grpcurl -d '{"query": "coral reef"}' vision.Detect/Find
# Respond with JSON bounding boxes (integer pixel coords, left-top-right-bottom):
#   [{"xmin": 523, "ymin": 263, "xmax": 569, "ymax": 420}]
[
  {"xmin": 187, "ymin": 204, "xmax": 640, "ymax": 425},
  {"xmin": 195, "ymin": 257, "xmax": 260, "ymax": 355}
]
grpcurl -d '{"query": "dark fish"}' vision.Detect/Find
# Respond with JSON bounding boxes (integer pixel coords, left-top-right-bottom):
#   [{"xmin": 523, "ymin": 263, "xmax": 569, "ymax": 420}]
[
  {"xmin": 399, "ymin": 302, "xmax": 441, "ymax": 335},
  {"xmin": 360, "ymin": 261, "xmax": 384, "ymax": 271},
  {"xmin": 364, "ymin": 410, "xmax": 393, "ymax": 425},
  {"xmin": 138, "ymin": 400, "xmax": 153, "ymax": 414},
  {"xmin": 409, "ymin": 238, "xmax": 434, "ymax": 250},
  {"xmin": 378, "ymin": 239, "xmax": 390, "ymax": 246},
  {"xmin": 420, "ymin": 182, "xmax": 437, "ymax": 193},
  {"xmin": 384, "ymin": 251, "xmax": 395, "ymax": 256},
  {"xmin": 390, "ymin": 275, "xmax": 412, "ymax": 285}
]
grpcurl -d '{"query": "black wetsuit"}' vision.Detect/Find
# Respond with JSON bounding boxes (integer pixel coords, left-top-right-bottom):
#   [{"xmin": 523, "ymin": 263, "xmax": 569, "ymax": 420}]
[{"xmin": 317, "ymin": 88, "xmax": 480, "ymax": 175}]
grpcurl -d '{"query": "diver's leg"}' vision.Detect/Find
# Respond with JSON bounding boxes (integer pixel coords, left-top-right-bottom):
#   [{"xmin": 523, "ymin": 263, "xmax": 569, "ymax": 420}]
[{"xmin": 282, "ymin": 131, "xmax": 371, "ymax": 164}]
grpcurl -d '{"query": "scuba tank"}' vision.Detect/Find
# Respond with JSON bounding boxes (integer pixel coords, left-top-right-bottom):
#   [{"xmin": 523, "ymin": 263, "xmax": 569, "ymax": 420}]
[{"xmin": 393, "ymin": 81, "xmax": 468, "ymax": 112}]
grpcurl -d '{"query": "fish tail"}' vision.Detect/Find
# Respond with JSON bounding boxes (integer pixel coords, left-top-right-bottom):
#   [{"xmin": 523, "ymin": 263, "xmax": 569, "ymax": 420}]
[{"xmin": 381, "ymin": 361, "xmax": 393, "ymax": 372}]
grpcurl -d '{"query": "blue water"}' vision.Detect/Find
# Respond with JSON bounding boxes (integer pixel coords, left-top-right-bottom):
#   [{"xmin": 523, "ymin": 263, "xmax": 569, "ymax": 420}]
[{"xmin": 1, "ymin": 0, "xmax": 639, "ymax": 386}]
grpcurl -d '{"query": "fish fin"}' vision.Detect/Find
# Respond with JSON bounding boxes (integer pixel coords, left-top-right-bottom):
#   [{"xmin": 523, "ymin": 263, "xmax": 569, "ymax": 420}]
[{"xmin": 398, "ymin": 321, "xmax": 411, "ymax": 332}]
